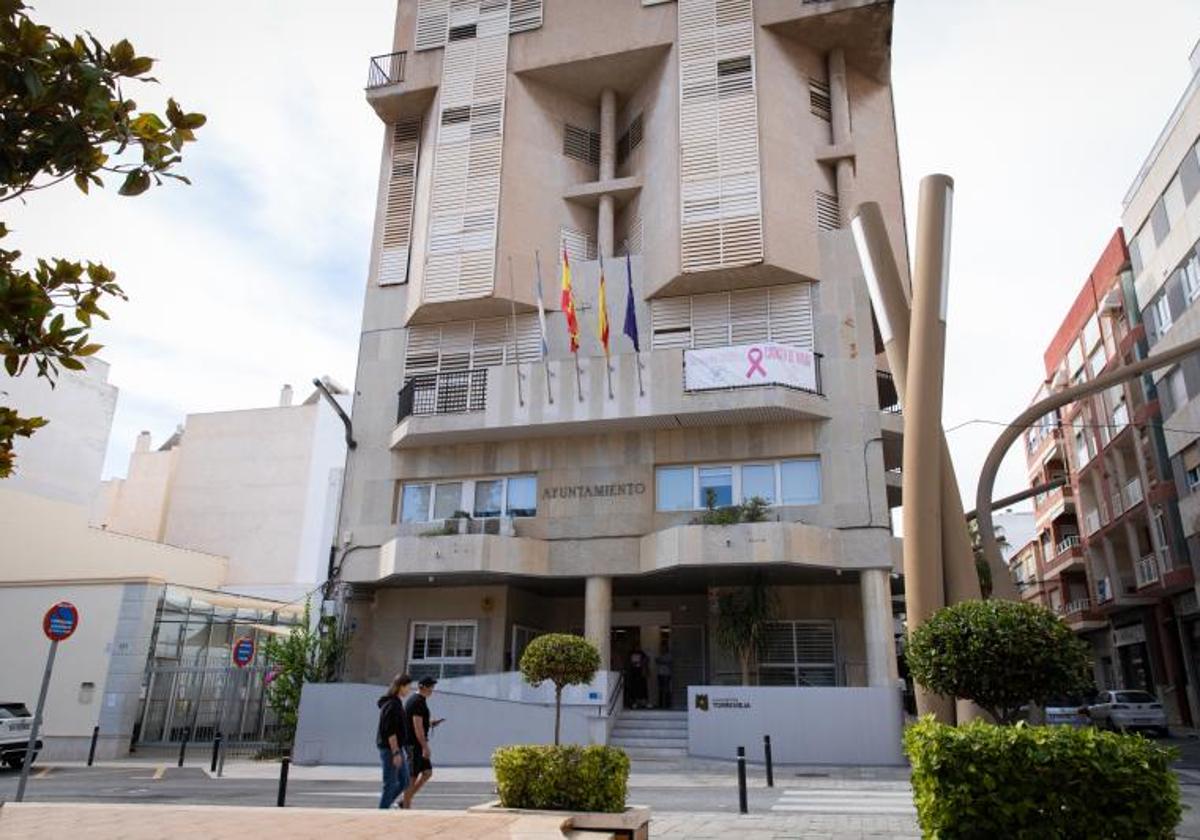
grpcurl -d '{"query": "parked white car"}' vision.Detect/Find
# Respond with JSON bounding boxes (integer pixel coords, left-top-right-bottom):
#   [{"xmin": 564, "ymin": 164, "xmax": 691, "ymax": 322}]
[
  {"xmin": 1042, "ymin": 695, "xmax": 1090, "ymax": 727},
  {"xmin": 1086, "ymin": 690, "xmax": 1169, "ymax": 736},
  {"xmin": 0, "ymin": 702, "xmax": 39, "ymax": 769}
]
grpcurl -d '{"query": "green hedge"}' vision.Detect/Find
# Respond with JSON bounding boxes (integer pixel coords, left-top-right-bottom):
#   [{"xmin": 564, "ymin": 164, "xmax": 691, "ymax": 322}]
[
  {"xmin": 493, "ymin": 744, "xmax": 629, "ymax": 813},
  {"xmin": 904, "ymin": 718, "xmax": 1180, "ymax": 839}
]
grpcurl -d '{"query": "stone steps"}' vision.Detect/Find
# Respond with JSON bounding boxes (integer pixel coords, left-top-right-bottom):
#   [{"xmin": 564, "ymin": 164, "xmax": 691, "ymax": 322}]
[{"xmin": 610, "ymin": 710, "xmax": 689, "ymax": 758}]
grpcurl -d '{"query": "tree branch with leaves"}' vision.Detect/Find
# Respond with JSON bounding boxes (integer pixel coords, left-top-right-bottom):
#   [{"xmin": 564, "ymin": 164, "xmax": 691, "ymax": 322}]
[{"xmin": 0, "ymin": 0, "xmax": 204, "ymax": 476}]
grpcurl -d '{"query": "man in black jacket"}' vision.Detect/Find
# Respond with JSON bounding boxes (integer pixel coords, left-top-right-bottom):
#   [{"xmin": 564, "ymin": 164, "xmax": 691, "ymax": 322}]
[{"xmin": 376, "ymin": 674, "xmax": 412, "ymax": 809}]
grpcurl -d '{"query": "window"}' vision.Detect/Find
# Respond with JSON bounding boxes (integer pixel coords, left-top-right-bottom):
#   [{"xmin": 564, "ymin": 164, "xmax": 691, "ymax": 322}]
[
  {"xmin": 401, "ymin": 484, "xmax": 432, "ymax": 523},
  {"xmin": 741, "ymin": 464, "xmax": 775, "ymax": 504},
  {"xmin": 511, "ymin": 625, "xmax": 542, "ymax": 667},
  {"xmin": 1150, "ymin": 196, "xmax": 1170, "ymax": 245},
  {"xmin": 616, "ymin": 112, "xmax": 643, "ymax": 166},
  {"xmin": 816, "ymin": 190, "xmax": 840, "ymax": 231},
  {"xmin": 409, "ymin": 621, "xmax": 477, "ymax": 680},
  {"xmin": 473, "ymin": 479, "xmax": 504, "ymax": 518},
  {"xmin": 1187, "ymin": 466, "xmax": 1200, "ymax": 493},
  {"xmin": 401, "ymin": 475, "xmax": 537, "ymax": 522},
  {"xmin": 780, "ymin": 459, "xmax": 821, "ymax": 505},
  {"xmin": 1081, "ymin": 314, "xmax": 1101, "ymax": 351},
  {"xmin": 1067, "ymin": 341, "xmax": 1085, "ymax": 376},
  {"xmin": 1184, "ymin": 253, "xmax": 1200, "ymax": 302},
  {"xmin": 1155, "ymin": 294, "xmax": 1173, "ymax": 335},
  {"xmin": 760, "ymin": 621, "xmax": 836, "ymax": 686},
  {"xmin": 1164, "ymin": 174, "xmax": 1187, "ymax": 226},
  {"xmin": 809, "ymin": 79, "xmax": 832, "ymax": 122},
  {"xmin": 563, "ymin": 123, "xmax": 600, "ymax": 166},
  {"xmin": 433, "ymin": 482, "xmax": 462, "ymax": 520},
  {"xmin": 655, "ymin": 459, "xmax": 822, "ymax": 511},
  {"xmin": 1135, "ymin": 224, "xmax": 1156, "ymax": 276},
  {"xmin": 1130, "ymin": 235, "xmax": 1144, "ymax": 277},
  {"xmin": 699, "ymin": 466, "xmax": 734, "ymax": 508},
  {"xmin": 656, "ymin": 466, "xmax": 694, "ymax": 511},
  {"xmin": 1181, "ymin": 143, "xmax": 1200, "ymax": 204}
]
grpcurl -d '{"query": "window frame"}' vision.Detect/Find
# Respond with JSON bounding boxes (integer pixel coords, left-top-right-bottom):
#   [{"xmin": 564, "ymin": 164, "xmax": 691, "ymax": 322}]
[
  {"xmin": 408, "ymin": 620, "xmax": 478, "ymax": 679},
  {"xmin": 400, "ymin": 474, "xmax": 538, "ymax": 522},
  {"xmin": 1155, "ymin": 294, "xmax": 1173, "ymax": 336},
  {"xmin": 654, "ymin": 458, "xmax": 822, "ymax": 512}
]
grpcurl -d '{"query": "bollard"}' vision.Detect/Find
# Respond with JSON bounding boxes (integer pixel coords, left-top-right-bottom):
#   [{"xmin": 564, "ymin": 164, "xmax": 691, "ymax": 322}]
[
  {"xmin": 736, "ymin": 746, "xmax": 748, "ymax": 814},
  {"xmin": 177, "ymin": 727, "xmax": 190, "ymax": 768},
  {"xmin": 211, "ymin": 734, "xmax": 222, "ymax": 773},
  {"xmin": 763, "ymin": 734, "xmax": 774, "ymax": 788},
  {"xmin": 277, "ymin": 757, "xmax": 290, "ymax": 807},
  {"xmin": 87, "ymin": 725, "xmax": 100, "ymax": 767}
]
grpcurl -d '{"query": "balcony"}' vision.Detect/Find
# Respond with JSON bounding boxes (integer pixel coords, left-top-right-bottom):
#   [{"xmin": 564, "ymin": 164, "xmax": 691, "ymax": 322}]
[
  {"xmin": 876, "ymin": 370, "xmax": 900, "ymax": 414},
  {"xmin": 369, "ymin": 530, "xmax": 551, "ymax": 582},
  {"xmin": 1122, "ymin": 478, "xmax": 1144, "ymax": 510},
  {"xmin": 1034, "ymin": 484, "xmax": 1074, "ymax": 524},
  {"xmin": 367, "ymin": 51, "xmax": 406, "ymax": 89},
  {"xmin": 1084, "ymin": 510, "xmax": 1102, "ymax": 535},
  {"xmin": 1058, "ymin": 597, "xmax": 1091, "ymax": 616},
  {"xmin": 1135, "ymin": 554, "xmax": 1161, "ymax": 588},
  {"xmin": 1056, "ymin": 534, "xmax": 1081, "ymax": 554},
  {"xmin": 391, "ymin": 349, "xmax": 833, "ymax": 450}
]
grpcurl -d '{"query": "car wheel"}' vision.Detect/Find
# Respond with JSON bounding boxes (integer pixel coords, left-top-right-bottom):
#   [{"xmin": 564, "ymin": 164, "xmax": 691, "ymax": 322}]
[{"xmin": 3, "ymin": 756, "xmax": 23, "ymax": 770}]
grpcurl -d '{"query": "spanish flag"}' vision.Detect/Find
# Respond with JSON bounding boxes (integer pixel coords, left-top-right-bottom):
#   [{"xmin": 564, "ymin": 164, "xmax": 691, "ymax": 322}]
[
  {"xmin": 597, "ymin": 258, "xmax": 610, "ymax": 357},
  {"xmin": 561, "ymin": 248, "xmax": 580, "ymax": 353}
]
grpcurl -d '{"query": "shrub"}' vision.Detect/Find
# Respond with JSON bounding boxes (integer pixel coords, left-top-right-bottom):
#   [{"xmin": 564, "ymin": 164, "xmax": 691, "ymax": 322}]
[
  {"xmin": 904, "ymin": 718, "xmax": 1180, "ymax": 839},
  {"xmin": 493, "ymin": 744, "xmax": 629, "ymax": 813},
  {"xmin": 906, "ymin": 599, "xmax": 1092, "ymax": 723},
  {"xmin": 692, "ymin": 494, "xmax": 772, "ymax": 525},
  {"xmin": 519, "ymin": 633, "xmax": 600, "ymax": 745}
]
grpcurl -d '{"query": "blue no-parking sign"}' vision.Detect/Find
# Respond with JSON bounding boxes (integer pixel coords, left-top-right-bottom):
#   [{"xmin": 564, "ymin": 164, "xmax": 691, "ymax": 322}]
[
  {"xmin": 42, "ymin": 601, "xmax": 78, "ymax": 641},
  {"xmin": 232, "ymin": 636, "xmax": 256, "ymax": 669}
]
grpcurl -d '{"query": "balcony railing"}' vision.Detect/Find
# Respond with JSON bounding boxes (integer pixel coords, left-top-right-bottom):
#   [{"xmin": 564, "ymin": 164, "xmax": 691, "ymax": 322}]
[
  {"xmin": 876, "ymin": 370, "xmax": 900, "ymax": 414},
  {"xmin": 1135, "ymin": 554, "xmax": 1161, "ymax": 588},
  {"xmin": 1059, "ymin": 597, "xmax": 1091, "ymax": 616},
  {"xmin": 1122, "ymin": 478, "xmax": 1144, "ymax": 509},
  {"xmin": 1109, "ymin": 492, "xmax": 1123, "ymax": 519},
  {"xmin": 397, "ymin": 368, "xmax": 488, "ymax": 423},
  {"xmin": 368, "ymin": 51, "xmax": 407, "ymax": 89},
  {"xmin": 1084, "ymin": 510, "xmax": 1101, "ymax": 535},
  {"xmin": 1056, "ymin": 535, "xmax": 1081, "ymax": 555}
]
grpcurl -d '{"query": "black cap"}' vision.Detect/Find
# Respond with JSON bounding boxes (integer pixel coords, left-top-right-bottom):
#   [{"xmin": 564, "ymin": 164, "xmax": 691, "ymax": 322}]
[{"xmin": 418, "ymin": 676, "xmax": 438, "ymax": 687}]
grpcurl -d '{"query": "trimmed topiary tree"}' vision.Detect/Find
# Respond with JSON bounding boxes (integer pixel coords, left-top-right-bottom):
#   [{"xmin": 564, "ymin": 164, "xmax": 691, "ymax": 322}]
[
  {"xmin": 519, "ymin": 633, "xmax": 600, "ymax": 745},
  {"xmin": 906, "ymin": 599, "xmax": 1092, "ymax": 724}
]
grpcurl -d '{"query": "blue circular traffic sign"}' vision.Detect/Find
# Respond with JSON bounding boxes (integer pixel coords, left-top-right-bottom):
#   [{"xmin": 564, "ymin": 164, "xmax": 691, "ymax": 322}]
[
  {"xmin": 232, "ymin": 636, "xmax": 256, "ymax": 669},
  {"xmin": 43, "ymin": 601, "xmax": 79, "ymax": 641}
]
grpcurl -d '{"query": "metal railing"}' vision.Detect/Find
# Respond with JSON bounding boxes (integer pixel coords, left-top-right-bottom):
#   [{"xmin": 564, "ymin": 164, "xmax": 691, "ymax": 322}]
[
  {"xmin": 367, "ymin": 51, "xmax": 407, "ymax": 89},
  {"xmin": 1059, "ymin": 597, "xmax": 1091, "ymax": 616},
  {"xmin": 1122, "ymin": 478, "xmax": 1144, "ymax": 509},
  {"xmin": 397, "ymin": 368, "xmax": 488, "ymax": 423},
  {"xmin": 876, "ymin": 370, "xmax": 901, "ymax": 414},
  {"xmin": 1056, "ymin": 534, "xmax": 1081, "ymax": 555},
  {"xmin": 1135, "ymin": 554, "xmax": 1161, "ymax": 588}
]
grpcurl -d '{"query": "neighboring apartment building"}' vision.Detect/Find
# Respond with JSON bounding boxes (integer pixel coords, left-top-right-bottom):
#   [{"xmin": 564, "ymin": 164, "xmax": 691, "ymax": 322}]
[
  {"xmin": 1016, "ymin": 231, "xmax": 1197, "ymax": 725},
  {"xmin": 335, "ymin": 0, "xmax": 908, "ymax": 713},
  {"xmin": 1118, "ymin": 37, "xmax": 1200, "ymax": 721},
  {"xmin": 0, "ymin": 363, "xmax": 303, "ymax": 759},
  {"xmin": 93, "ymin": 383, "xmax": 350, "ymax": 601}
]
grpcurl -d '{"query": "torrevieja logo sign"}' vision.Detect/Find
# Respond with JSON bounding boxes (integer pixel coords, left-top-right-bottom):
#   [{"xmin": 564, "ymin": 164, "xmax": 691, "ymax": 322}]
[{"xmin": 542, "ymin": 482, "xmax": 646, "ymax": 500}]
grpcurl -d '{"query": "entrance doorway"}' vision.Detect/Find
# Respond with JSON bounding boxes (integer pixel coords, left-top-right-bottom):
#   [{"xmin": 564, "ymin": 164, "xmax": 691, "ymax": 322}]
[{"xmin": 611, "ymin": 623, "xmax": 707, "ymax": 710}]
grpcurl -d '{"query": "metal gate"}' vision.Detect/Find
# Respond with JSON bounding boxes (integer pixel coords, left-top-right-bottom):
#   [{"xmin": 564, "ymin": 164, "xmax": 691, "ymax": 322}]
[{"xmin": 669, "ymin": 624, "xmax": 707, "ymax": 709}]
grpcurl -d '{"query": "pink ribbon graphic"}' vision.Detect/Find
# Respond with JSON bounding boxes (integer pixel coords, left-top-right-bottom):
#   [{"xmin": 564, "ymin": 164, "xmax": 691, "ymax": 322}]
[{"xmin": 745, "ymin": 347, "xmax": 767, "ymax": 379}]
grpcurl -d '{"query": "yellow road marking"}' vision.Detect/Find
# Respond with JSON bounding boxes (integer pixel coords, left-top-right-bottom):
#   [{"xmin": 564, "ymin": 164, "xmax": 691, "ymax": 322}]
[
  {"xmin": 35, "ymin": 767, "xmax": 51, "ymax": 779},
  {"xmin": 153, "ymin": 765, "xmax": 166, "ymax": 780}
]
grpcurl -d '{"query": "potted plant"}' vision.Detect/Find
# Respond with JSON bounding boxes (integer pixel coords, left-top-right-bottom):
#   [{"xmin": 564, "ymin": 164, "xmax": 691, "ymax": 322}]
[
  {"xmin": 475, "ymin": 634, "xmax": 650, "ymax": 839},
  {"xmin": 451, "ymin": 509, "xmax": 471, "ymax": 535}
]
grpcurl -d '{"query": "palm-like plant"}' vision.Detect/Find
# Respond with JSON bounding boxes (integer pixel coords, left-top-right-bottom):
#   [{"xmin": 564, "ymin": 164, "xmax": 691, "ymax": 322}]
[{"xmin": 714, "ymin": 575, "xmax": 776, "ymax": 685}]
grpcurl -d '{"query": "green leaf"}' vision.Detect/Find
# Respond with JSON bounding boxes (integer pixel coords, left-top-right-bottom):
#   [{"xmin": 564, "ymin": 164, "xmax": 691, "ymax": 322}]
[
  {"xmin": 118, "ymin": 170, "xmax": 151, "ymax": 196},
  {"xmin": 58, "ymin": 357, "xmax": 86, "ymax": 371}
]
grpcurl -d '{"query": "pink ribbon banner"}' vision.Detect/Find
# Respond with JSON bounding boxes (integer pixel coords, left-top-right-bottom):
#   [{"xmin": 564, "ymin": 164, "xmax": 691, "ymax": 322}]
[{"xmin": 684, "ymin": 342, "xmax": 817, "ymax": 393}]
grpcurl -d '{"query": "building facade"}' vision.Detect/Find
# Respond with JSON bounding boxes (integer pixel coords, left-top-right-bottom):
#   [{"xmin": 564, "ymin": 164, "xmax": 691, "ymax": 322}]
[
  {"xmin": 93, "ymin": 383, "xmax": 349, "ymax": 601},
  {"xmin": 1015, "ymin": 230, "xmax": 1198, "ymax": 724},
  {"xmin": 336, "ymin": 0, "xmax": 908, "ymax": 712},
  {"xmin": 1114, "ymin": 37, "xmax": 1200, "ymax": 722}
]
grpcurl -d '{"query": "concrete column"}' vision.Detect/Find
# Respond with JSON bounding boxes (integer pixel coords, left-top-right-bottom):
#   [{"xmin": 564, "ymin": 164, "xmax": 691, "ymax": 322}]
[
  {"xmin": 827, "ymin": 48, "xmax": 854, "ymax": 225},
  {"xmin": 597, "ymin": 88, "xmax": 617, "ymax": 256},
  {"xmin": 585, "ymin": 576, "xmax": 612, "ymax": 670},
  {"xmin": 860, "ymin": 568, "xmax": 898, "ymax": 687}
]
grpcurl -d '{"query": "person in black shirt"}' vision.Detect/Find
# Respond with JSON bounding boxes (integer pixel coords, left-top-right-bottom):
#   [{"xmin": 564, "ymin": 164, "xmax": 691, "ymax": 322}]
[
  {"xmin": 402, "ymin": 676, "xmax": 441, "ymax": 809},
  {"xmin": 375, "ymin": 673, "xmax": 412, "ymax": 809}
]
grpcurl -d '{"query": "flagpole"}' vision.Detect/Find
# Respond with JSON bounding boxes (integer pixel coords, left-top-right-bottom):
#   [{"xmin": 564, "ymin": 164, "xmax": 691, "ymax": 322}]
[
  {"xmin": 599, "ymin": 255, "xmax": 614, "ymax": 400},
  {"xmin": 624, "ymin": 252, "xmax": 645, "ymax": 397},
  {"xmin": 534, "ymin": 250, "xmax": 554, "ymax": 405},
  {"xmin": 506, "ymin": 256, "xmax": 525, "ymax": 407}
]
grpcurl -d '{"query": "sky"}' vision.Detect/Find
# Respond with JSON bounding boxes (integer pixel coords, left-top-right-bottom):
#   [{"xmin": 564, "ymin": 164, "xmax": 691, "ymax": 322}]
[{"xmin": 10, "ymin": 0, "xmax": 1200, "ymax": 505}]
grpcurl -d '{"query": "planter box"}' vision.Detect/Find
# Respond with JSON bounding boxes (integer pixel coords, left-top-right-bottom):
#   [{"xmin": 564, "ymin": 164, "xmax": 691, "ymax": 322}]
[{"xmin": 470, "ymin": 800, "xmax": 650, "ymax": 839}]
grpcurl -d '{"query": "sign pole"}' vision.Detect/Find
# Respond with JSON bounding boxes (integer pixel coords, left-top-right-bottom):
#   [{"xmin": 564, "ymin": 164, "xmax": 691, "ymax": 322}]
[{"xmin": 16, "ymin": 639, "xmax": 58, "ymax": 802}]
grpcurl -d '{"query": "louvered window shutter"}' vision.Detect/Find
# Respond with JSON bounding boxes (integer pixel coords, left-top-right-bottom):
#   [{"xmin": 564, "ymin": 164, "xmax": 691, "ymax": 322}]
[
  {"xmin": 404, "ymin": 326, "xmax": 442, "ymax": 379},
  {"xmin": 678, "ymin": 0, "xmax": 763, "ymax": 273},
  {"xmin": 768, "ymin": 284, "xmax": 815, "ymax": 350},
  {"xmin": 691, "ymin": 292, "xmax": 731, "ymax": 348},
  {"xmin": 379, "ymin": 119, "xmax": 421, "ymax": 286},
  {"xmin": 795, "ymin": 622, "xmax": 836, "ymax": 686},
  {"xmin": 422, "ymin": 0, "xmax": 509, "ymax": 304},
  {"xmin": 730, "ymin": 288, "xmax": 768, "ymax": 344},
  {"xmin": 619, "ymin": 216, "xmax": 644, "ymax": 256},
  {"xmin": 471, "ymin": 318, "xmax": 508, "ymax": 368},
  {"xmin": 809, "ymin": 79, "xmax": 832, "ymax": 122},
  {"xmin": 816, "ymin": 191, "xmax": 840, "ymax": 231},
  {"xmin": 511, "ymin": 314, "xmax": 542, "ymax": 362},
  {"xmin": 560, "ymin": 226, "xmax": 597, "ymax": 262},
  {"xmin": 508, "ymin": 0, "xmax": 542, "ymax": 32},
  {"xmin": 416, "ymin": 0, "xmax": 450, "ymax": 50},
  {"xmin": 651, "ymin": 297, "xmax": 692, "ymax": 349},
  {"xmin": 439, "ymin": 323, "xmax": 473, "ymax": 371}
]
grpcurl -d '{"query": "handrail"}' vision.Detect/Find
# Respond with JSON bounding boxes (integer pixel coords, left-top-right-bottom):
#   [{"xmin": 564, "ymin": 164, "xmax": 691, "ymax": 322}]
[
  {"xmin": 367, "ymin": 51, "xmax": 406, "ymax": 89},
  {"xmin": 606, "ymin": 672, "xmax": 625, "ymax": 717}
]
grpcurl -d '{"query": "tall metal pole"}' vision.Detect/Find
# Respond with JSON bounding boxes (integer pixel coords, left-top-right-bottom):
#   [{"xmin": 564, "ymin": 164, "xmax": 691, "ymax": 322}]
[
  {"xmin": 975, "ymin": 333, "xmax": 1200, "ymax": 576},
  {"xmin": 16, "ymin": 640, "xmax": 58, "ymax": 802},
  {"xmin": 507, "ymin": 256, "xmax": 525, "ymax": 407},
  {"xmin": 900, "ymin": 175, "xmax": 955, "ymax": 723}
]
